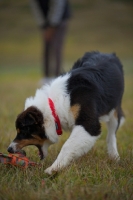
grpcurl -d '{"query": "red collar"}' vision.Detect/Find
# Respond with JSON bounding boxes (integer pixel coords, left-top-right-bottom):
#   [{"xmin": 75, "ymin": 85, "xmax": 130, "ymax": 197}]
[{"xmin": 48, "ymin": 98, "xmax": 62, "ymax": 135}]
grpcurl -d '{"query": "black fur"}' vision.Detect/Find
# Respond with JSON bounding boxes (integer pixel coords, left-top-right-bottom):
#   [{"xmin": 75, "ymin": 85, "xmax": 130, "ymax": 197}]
[
  {"xmin": 67, "ymin": 51, "xmax": 124, "ymax": 136},
  {"xmin": 15, "ymin": 106, "xmax": 47, "ymax": 141}
]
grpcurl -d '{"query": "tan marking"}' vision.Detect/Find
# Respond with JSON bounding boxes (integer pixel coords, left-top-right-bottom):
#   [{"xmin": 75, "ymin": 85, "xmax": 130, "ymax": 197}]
[
  {"xmin": 31, "ymin": 134, "xmax": 42, "ymax": 141},
  {"xmin": 14, "ymin": 138, "xmax": 47, "ymax": 149},
  {"xmin": 114, "ymin": 109, "xmax": 118, "ymax": 119},
  {"xmin": 70, "ymin": 104, "xmax": 80, "ymax": 120}
]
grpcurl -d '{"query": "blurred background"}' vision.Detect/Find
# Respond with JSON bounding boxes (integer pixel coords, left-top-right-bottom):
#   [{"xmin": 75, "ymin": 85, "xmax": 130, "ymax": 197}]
[
  {"xmin": 0, "ymin": 0, "xmax": 133, "ymax": 77},
  {"xmin": 0, "ymin": 0, "xmax": 133, "ymax": 164},
  {"xmin": 0, "ymin": 2, "xmax": 133, "ymax": 198}
]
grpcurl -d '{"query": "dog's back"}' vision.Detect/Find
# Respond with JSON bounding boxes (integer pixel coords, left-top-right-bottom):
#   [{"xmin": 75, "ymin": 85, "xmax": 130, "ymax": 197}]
[
  {"xmin": 67, "ymin": 51, "xmax": 124, "ymax": 117},
  {"xmin": 72, "ymin": 51, "xmax": 123, "ymax": 73}
]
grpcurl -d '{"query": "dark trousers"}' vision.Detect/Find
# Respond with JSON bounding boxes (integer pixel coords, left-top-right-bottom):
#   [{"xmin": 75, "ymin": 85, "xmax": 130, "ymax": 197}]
[{"xmin": 43, "ymin": 21, "xmax": 68, "ymax": 77}]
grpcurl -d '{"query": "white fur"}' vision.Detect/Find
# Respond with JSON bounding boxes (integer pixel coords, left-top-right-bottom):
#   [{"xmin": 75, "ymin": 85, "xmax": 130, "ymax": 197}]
[
  {"xmin": 8, "ymin": 142, "xmax": 17, "ymax": 152},
  {"xmin": 106, "ymin": 110, "xmax": 120, "ymax": 160},
  {"xmin": 99, "ymin": 109, "xmax": 122, "ymax": 160},
  {"xmin": 119, "ymin": 116, "xmax": 125, "ymax": 128},
  {"xmin": 41, "ymin": 140, "xmax": 52, "ymax": 158},
  {"xmin": 45, "ymin": 125, "xmax": 98, "ymax": 174},
  {"xmin": 99, "ymin": 109, "xmax": 115, "ymax": 123}
]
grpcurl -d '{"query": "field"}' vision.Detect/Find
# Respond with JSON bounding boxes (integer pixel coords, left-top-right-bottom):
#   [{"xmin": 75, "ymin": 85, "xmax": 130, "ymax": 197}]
[{"xmin": 0, "ymin": 0, "xmax": 133, "ymax": 199}]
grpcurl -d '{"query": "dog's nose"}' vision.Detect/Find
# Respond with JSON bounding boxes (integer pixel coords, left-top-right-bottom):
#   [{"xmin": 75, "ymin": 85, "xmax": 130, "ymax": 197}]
[{"xmin": 7, "ymin": 146, "xmax": 14, "ymax": 153}]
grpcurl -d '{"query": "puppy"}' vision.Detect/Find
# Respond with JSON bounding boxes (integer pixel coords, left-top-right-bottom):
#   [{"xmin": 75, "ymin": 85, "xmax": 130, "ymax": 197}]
[{"xmin": 8, "ymin": 51, "xmax": 125, "ymax": 174}]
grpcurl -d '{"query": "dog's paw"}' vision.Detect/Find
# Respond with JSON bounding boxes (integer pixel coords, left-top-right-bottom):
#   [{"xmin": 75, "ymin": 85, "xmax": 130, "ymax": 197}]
[
  {"xmin": 109, "ymin": 154, "xmax": 120, "ymax": 162},
  {"xmin": 45, "ymin": 166, "xmax": 57, "ymax": 175}
]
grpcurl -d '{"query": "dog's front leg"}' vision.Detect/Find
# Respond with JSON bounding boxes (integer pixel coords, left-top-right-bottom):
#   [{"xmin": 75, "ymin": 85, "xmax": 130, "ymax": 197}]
[{"xmin": 45, "ymin": 125, "xmax": 98, "ymax": 175}]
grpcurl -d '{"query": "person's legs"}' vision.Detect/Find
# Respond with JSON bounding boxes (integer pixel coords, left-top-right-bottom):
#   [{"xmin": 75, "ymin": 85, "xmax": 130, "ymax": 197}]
[
  {"xmin": 41, "ymin": 33, "xmax": 54, "ymax": 84},
  {"xmin": 52, "ymin": 21, "xmax": 68, "ymax": 76},
  {"xmin": 44, "ymin": 40, "xmax": 50, "ymax": 77},
  {"xmin": 41, "ymin": 21, "xmax": 68, "ymax": 84}
]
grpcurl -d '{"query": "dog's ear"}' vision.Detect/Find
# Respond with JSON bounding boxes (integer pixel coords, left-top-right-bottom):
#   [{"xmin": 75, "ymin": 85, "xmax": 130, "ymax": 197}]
[
  {"xmin": 20, "ymin": 113, "xmax": 37, "ymax": 127},
  {"xmin": 16, "ymin": 106, "xmax": 44, "ymax": 128}
]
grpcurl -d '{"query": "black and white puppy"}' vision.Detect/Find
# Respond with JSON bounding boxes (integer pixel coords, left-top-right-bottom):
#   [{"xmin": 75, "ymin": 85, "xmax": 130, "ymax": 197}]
[{"xmin": 8, "ymin": 51, "xmax": 125, "ymax": 174}]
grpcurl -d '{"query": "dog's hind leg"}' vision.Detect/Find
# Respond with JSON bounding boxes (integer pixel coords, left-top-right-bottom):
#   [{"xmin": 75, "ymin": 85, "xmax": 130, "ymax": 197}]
[
  {"xmin": 45, "ymin": 125, "xmax": 99, "ymax": 175},
  {"xmin": 106, "ymin": 108, "xmax": 125, "ymax": 160}
]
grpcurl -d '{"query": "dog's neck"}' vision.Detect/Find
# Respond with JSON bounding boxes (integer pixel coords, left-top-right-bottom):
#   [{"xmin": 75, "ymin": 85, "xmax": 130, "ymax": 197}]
[{"xmin": 48, "ymin": 98, "xmax": 62, "ymax": 135}]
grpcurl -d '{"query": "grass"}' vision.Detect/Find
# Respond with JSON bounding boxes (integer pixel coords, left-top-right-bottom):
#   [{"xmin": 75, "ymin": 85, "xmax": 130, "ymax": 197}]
[{"xmin": 0, "ymin": 0, "xmax": 133, "ymax": 199}]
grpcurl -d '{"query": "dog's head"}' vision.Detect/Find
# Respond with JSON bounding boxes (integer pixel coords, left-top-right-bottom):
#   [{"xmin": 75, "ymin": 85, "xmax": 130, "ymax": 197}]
[{"xmin": 7, "ymin": 106, "xmax": 50, "ymax": 160}]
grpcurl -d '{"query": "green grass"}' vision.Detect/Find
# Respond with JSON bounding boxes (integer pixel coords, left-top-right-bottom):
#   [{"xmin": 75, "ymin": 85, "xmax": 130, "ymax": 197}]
[{"xmin": 0, "ymin": 0, "xmax": 133, "ymax": 199}]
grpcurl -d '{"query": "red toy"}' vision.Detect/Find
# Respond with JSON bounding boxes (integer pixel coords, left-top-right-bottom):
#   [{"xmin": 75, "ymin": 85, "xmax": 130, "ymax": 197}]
[{"xmin": 0, "ymin": 150, "xmax": 40, "ymax": 168}]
